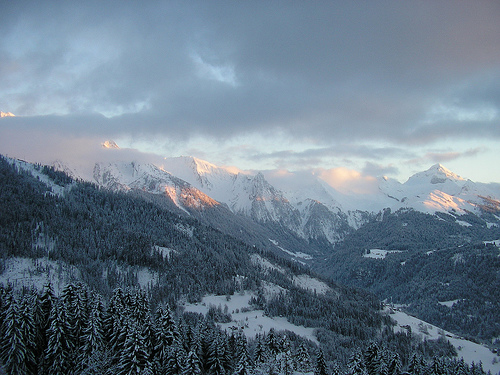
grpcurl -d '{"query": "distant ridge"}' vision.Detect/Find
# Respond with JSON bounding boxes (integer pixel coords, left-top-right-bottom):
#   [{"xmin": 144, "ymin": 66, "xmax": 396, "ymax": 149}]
[{"xmin": 0, "ymin": 111, "xmax": 15, "ymax": 117}]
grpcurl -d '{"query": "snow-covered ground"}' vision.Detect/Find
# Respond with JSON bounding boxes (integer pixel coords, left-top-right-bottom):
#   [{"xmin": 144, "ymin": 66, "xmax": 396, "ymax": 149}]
[
  {"xmin": 0, "ymin": 257, "xmax": 80, "ymax": 294},
  {"xmin": 183, "ymin": 291, "xmax": 318, "ymax": 344},
  {"xmin": 437, "ymin": 299, "xmax": 460, "ymax": 308},
  {"xmin": 292, "ymin": 274, "xmax": 331, "ymax": 295},
  {"xmin": 387, "ymin": 307, "xmax": 500, "ymax": 375},
  {"xmin": 363, "ymin": 249, "xmax": 403, "ymax": 259}
]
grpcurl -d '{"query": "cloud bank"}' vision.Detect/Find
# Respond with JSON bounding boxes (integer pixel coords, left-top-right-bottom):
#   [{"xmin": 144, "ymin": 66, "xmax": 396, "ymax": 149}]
[{"xmin": 1, "ymin": 1, "xmax": 500, "ymax": 182}]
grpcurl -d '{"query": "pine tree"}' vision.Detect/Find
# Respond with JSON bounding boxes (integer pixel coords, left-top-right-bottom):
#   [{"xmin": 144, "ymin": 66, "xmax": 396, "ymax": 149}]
[
  {"xmin": 78, "ymin": 292, "xmax": 105, "ymax": 373},
  {"xmin": 43, "ymin": 302, "xmax": 73, "ymax": 375},
  {"xmin": 387, "ymin": 353, "xmax": 401, "ymax": 375},
  {"xmin": 347, "ymin": 351, "xmax": 367, "ymax": 375},
  {"xmin": 117, "ymin": 323, "xmax": 150, "ymax": 375},
  {"xmin": 295, "ymin": 342, "xmax": 311, "ymax": 372},
  {"xmin": 315, "ymin": 349, "xmax": 329, "ymax": 375},
  {"xmin": 0, "ymin": 296, "xmax": 30, "ymax": 375},
  {"xmin": 207, "ymin": 333, "xmax": 231, "ymax": 375},
  {"xmin": 183, "ymin": 349, "xmax": 202, "ymax": 375},
  {"xmin": 233, "ymin": 332, "xmax": 252, "ymax": 375},
  {"xmin": 167, "ymin": 343, "xmax": 187, "ymax": 375}
]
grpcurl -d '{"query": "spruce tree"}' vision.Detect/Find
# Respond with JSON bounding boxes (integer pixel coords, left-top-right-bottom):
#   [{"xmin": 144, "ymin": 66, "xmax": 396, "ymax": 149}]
[
  {"xmin": 154, "ymin": 304, "xmax": 179, "ymax": 373},
  {"xmin": 364, "ymin": 342, "xmax": 380, "ymax": 375},
  {"xmin": 117, "ymin": 323, "xmax": 150, "ymax": 375},
  {"xmin": 43, "ymin": 303, "xmax": 73, "ymax": 375},
  {"xmin": 183, "ymin": 349, "xmax": 202, "ymax": 375},
  {"xmin": 408, "ymin": 353, "xmax": 422, "ymax": 375},
  {"xmin": 167, "ymin": 342, "xmax": 187, "ymax": 375},
  {"xmin": 347, "ymin": 351, "xmax": 367, "ymax": 375},
  {"xmin": 18, "ymin": 295, "xmax": 36, "ymax": 374},
  {"xmin": 233, "ymin": 332, "xmax": 252, "ymax": 375},
  {"xmin": 295, "ymin": 342, "xmax": 311, "ymax": 372},
  {"xmin": 0, "ymin": 296, "xmax": 30, "ymax": 375},
  {"xmin": 253, "ymin": 336, "xmax": 268, "ymax": 365},
  {"xmin": 315, "ymin": 349, "xmax": 329, "ymax": 375},
  {"xmin": 78, "ymin": 292, "xmax": 105, "ymax": 373},
  {"xmin": 387, "ymin": 353, "xmax": 401, "ymax": 375},
  {"xmin": 207, "ymin": 333, "xmax": 231, "ymax": 375}
]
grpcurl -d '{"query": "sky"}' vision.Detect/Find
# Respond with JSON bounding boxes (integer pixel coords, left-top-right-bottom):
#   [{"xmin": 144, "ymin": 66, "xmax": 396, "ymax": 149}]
[{"xmin": 1, "ymin": 0, "xmax": 500, "ymax": 187}]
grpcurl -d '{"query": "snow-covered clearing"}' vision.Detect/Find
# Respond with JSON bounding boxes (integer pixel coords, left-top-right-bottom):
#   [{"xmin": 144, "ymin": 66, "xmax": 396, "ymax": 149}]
[
  {"xmin": 484, "ymin": 239, "xmax": 500, "ymax": 247},
  {"xmin": 183, "ymin": 291, "xmax": 318, "ymax": 344},
  {"xmin": 0, "ymin": 257, "xmax": 80, "ymax": 294},
  {"xmin": 438, "ymin": 299, "xmax": 460, "ymax": 308},
  {"xmin": 387, "ymin": 307, "xmax": 500, "ymax": 375},
  {"xmin": 363, "ymin": 249, "xmax": 403, "ymax": 259},
  {"xmin": 269, "ymin": 239, "xmax": 313, "ymax": 260},
  {"xmin": 292, "ymin": 274, "xmax": 331, "ymax": 295},
  {"xmin": 136, "ymin": 268, "xmax": 159, "ymax": 288},
  {"xmin": 250, "ymin": 254, "xmax": 286, "ymax": 274}
]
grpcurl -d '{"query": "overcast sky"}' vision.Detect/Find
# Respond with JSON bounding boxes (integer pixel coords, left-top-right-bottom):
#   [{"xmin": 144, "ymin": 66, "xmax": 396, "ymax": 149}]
[{"xmin": 1, "ymin": 1, "xmax": 500, "ymax": 185}]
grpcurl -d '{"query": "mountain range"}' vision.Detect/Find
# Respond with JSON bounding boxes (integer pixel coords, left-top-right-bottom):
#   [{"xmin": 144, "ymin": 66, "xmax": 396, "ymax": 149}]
[{"xmin": 54, "ymin": 141, "xmax": 500, "ymax": 256}]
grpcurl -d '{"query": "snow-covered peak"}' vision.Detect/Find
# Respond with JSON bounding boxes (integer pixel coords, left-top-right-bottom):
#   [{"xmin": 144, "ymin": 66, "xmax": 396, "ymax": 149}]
[
  {"xmin": 101, "ymin": 140, "xmax": 120, "ymax": 149},
  {"xmin": 0, "ymin": 111, "xmax": 15, "ymax": 117},
  {"xmin": 406, "ymin": 163, "xmax": 465, "ymax": 186}
]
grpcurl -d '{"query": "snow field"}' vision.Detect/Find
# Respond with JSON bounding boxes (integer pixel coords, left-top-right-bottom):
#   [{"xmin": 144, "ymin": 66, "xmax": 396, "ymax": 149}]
[
  {"xmin": 0, "ymin": 257, "xmax": 80, "ymax": 294},
  {"xmin": 363, "ymin": 249, "xmax": 403, "ymax": 259},
  {"xmin": 183, "ymin": 291, "xmax": 318, "ymax": 344},
  {"xmin": 387, "ymin": 307, "xmax": 500, "ymax": 375}
]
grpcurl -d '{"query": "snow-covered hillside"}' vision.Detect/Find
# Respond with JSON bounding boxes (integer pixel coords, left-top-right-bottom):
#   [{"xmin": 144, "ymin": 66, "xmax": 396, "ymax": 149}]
[{"xmin": 387, "ymin": 306, "xmax": 500, "ymax": 375}]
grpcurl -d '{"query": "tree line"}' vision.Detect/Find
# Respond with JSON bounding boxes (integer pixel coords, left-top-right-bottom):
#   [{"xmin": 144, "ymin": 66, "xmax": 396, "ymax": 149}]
[{"xmin": 0, "ymin": 283, "xmax": 490, "ymax": 375}]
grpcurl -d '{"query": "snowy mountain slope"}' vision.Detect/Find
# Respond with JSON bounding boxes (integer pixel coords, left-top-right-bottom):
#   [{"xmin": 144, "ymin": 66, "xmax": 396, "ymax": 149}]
[
  {"xmin": 92, "ymin": 160, "xmax": 219, "ymax": 212},
  {"xmin": 380, "ymin": 164, "xmax": 500, "ymax": 214},
  {"xmin": 42, "ymin": 145, "xmax": 500, "ymax": 246}
]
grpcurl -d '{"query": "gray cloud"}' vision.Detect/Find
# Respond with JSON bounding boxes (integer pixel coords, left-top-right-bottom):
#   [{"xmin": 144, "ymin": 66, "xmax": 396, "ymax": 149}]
[{"xmin": 1, "ymin": 1, "xmax": 500, "ymax": 177}]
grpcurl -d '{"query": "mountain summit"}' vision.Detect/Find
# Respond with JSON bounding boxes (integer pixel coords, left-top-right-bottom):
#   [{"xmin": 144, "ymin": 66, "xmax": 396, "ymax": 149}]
[
  {"xmin": 101, "ymin": 140, "xmax": 120, "ymax": 149},
  {"xmin": 0, "ymin": 111, "xmax": 15, "ymax": 117}
]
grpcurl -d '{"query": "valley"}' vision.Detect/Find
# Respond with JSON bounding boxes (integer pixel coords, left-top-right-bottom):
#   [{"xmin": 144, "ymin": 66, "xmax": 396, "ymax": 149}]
[{"xmin": 0, "ymin": 153, "xmax": 499, "ymax": 374}]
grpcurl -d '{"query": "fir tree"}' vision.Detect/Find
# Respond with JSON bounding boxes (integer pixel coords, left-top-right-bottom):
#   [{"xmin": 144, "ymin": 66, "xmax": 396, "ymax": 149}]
[
  {"xmin": 183, "ymin": 349, "xmax": 202, "ymax": 375},
  {"xmin": 0, "ymin": 296, "xmax": 30, "ymax": 375},
  {"xmin": 207, "ymin": 333, "xmax": 231, "ymax": 375},
  {"xmin": 117, "ymin": 323, "xmax": 150, "ymax": 375},
  {"xmin": 43, "ymin": 302, "xmax": 74, "ymax": 375},
  {"xmin": 167, "ymin": 343, "xmax": 187, "ymax": 375},
  {"xmin": 77, "ymin": 292, "xmax": 105, "ymax": 373},
  {"xmin": 233, "ymin": 332, "xmax": 252, "ymax": 375},
  {"xmin": 315, "ymin": 349, "xmax": 329, "ymax": 375},
  {"xmin": 295, "ymin": 342, "xmax": 311, "ymax": 372}
]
